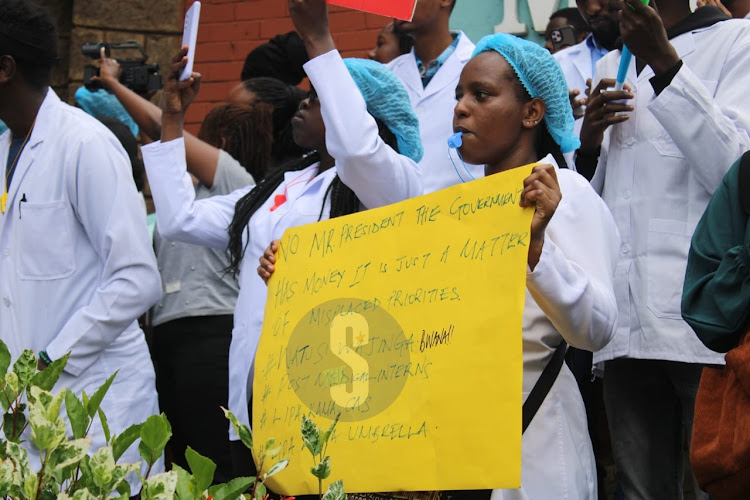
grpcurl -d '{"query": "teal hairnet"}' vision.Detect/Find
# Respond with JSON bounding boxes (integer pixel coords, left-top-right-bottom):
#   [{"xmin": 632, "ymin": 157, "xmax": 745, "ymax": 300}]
[
  {"xmin": 472, "ymin": 33, "xmax": 580, "ymax": 154},
  {"xmin": 343, "ymin": 58, "xmax": 423, "ymax": 163}
]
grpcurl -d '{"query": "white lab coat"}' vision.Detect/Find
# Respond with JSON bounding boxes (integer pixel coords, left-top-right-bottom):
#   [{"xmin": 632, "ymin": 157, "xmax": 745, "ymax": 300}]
[
  {"xmin": 143, "ymin": 49, "xmax": 422, "ymax": 439},
  {"xmin": 591, "ymin": 18, "xmax": 750, "ymax": 364},
  {"xmin": 388, "ymin": 32, "xmax": 484, "ymax": 193},
  {"xmin": 0, "ymin": 89, "xmax": 163, "ymax": 486},
  {"xmin": 490, "ymin": 155, "xmax": 620, "ymax": 499},
  {"xmin": 554, "ymin": 38, "xmax": 597, "ymax": 139}
]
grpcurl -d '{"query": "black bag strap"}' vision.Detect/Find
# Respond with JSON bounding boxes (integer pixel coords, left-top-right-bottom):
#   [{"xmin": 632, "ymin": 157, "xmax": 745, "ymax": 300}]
[
  {"xmin": 522, "ymin": 340, "xmax": 568, "ymax": 433},
  {"xmin": 738, "ymin": 150, "xmax": 750, "ymax": 216}
]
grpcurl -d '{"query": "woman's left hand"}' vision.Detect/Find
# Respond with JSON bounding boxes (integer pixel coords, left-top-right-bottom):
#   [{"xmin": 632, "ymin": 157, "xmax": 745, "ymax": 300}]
[
  {"xmin": 520, "ymin": 164, "xmax": 562, "ymax": 270},
  {"xmin": 258, "ymin": 240, "xmax": 280, "ymax": 285},
  {"xmin": 288, "ymin": 0, "xmax": 335, "ymax": 58}
]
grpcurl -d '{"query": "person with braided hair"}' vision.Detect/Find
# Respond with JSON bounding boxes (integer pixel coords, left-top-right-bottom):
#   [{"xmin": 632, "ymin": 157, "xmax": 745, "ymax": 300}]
[{"xmin": 142, "ymin": 0, "xmax": 422, "ymax": 476}]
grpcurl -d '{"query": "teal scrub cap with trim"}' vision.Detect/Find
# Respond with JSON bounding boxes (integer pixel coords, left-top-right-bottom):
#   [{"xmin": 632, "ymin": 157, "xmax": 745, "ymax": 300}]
[
  {"xmin": 343, "ymin": 58, "xmax": 424, "ymax": 163},
  {"xmin": 472, "ymin": 33, "xmax": 580, "ymax": 154}
]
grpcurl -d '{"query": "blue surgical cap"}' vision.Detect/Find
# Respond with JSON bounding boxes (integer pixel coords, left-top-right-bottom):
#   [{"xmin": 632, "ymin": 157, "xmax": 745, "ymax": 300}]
[
  {"xmin": 75, "ymin": 86, "xmax": 140, "ymax": 137},
  {"xmin": 472, "ymin": 33, "xmax": 580, "ymax": 154},
  {"xmin": 343, "ymin": 58, "xmax": 423, "ymax": 163}
]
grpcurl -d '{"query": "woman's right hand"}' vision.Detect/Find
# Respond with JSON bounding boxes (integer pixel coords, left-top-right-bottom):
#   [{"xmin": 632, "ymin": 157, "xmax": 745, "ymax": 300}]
[
  {"xmin": 162, "ymin": 46, "xmax": 202, "ymax": 116},
  {"xmin": 258, "ymin": 240, "xmax": 280, "ymax": 285}
]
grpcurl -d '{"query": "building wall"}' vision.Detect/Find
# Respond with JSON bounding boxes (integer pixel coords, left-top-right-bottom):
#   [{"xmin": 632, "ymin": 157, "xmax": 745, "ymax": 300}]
[
  {"xmin": 185, "ymin": 0, "xmax": 391, "ymax": 134},
  {"xmin": 39, "ymin": 0, "xmax": 183, "ymax": 106}
]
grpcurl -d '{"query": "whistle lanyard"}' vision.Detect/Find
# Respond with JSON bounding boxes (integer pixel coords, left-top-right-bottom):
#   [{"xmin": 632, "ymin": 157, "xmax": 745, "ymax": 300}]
[{"xmin": 2, "ymin": 119, "xmax": 35, "ymax": 214}]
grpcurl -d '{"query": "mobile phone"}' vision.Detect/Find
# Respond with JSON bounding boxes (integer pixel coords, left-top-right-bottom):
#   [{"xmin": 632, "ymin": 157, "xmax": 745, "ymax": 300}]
[
  {"xmin": 179, "ymin": 1, "xmax": 201, "ymax": 81},
  {"xmin": 550, "ymin": 25, "xmax": 577, "ymax": 53}
]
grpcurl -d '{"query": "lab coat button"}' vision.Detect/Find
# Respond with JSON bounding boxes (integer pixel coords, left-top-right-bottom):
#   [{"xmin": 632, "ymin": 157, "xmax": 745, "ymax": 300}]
[
  {"xmin": 622, "ymin": 244, "xmax": 630, "ymax": 254},
  {"xmin": 625, "ymin": 137, "xmax": 635, "ymax": 146},
  {"xmin": 3, "ymin": 298, "xmax": 9, "ymax": 307},
  {"xmin": 3, "ymin": 249, "xmax": 8, "ymax": 256},
  {"xmin": 190, "ymin": 266, "xmax": 195, "ymax": 271},
  {"xmin": 623, "ymin": 190, "xmax": 631, "ymax": 199},
  {"xmin": 171, "ymin": 242, "xmax": 176, "ymax": 247}
]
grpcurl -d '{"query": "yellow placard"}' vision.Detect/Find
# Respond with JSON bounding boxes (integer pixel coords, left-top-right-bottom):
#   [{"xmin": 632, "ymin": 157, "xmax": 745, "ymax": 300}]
[{"xmin": 254, "ymin": 164, "xmax": 536, "ymax": 494}]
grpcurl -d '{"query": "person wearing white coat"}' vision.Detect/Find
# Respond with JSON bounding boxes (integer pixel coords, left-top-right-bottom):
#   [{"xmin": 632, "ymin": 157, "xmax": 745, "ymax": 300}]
[
  {"xmin": 0, "ymin": 1, "xmax": 163, "ymax": 491},
  {"xmin": 587, "ymin": 1, "xmax": 750, "ymax": 497},
  {"xmin": 447, "ymin": 33, "xmax": 620, "ymax": 499},
  {"xmin": 388, "ymin": 0, "xmax": 482, "ymax": 194},
  {"xmin": 142, "ymin": 15, "xmax": 423, "ymax": 474}
]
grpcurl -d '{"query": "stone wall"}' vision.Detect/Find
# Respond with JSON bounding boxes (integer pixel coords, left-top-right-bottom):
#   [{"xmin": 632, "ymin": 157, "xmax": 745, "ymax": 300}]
[{"xmin": 38, "ymin": 0, "xmax": 183, "ymax": 105}]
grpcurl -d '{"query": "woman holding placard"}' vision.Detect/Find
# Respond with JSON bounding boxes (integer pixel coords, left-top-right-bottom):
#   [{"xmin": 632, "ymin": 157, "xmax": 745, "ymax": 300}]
[
  {"xmin": 140, "ymin": 5, "xmax": 423, "ymax": 476},
  {"xmin": 260, "ymin": 31, "xmax": 619, "ymax": 498},
  {"xmin": 453, "ymin": 34, "xmax": 619, "ymax": 498}
]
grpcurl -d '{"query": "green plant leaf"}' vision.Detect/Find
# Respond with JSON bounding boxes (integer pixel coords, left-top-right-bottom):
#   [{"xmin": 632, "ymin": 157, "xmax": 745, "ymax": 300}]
[
  {"xmin": 322, "ymin": 479, "xmax": 345, "ymax": 500},
  {"xmin": 65, "ymin": 389, "xmax": 88, "ymax": 439},
  {"xmin": 138, "ymin": 413, "xmax": 172, "ymax": 466},
  {"xmin": 254, "ymin": 481, "xmax": 267, "ymax": 500},
  {"xmin": 222, "ymin": 407, "xmax": 253, "ymax": 451},
  {"xmin": 112, "ymin": 423, "xmax": 143, "ymax": 461},
  {"xmin": 141, "ymin": 470, "xmax": 178, "ymax": 500},
  {"xmin": 4, "ymin": 410, "xmax": 26, "ymax": 442},
  {"xmin": 98, "ymin": 407, "xmax": 110, "ymax": 443},
  {"xmin": 263, "ymin": 457, "xmax": 289, "ymax": 480},
  {"xmin": 86, "ymin": 372, "xmax": 117, "ymax": 418},
  {"xmin": 185, "ymin": 446, "xmax": 216, "ymax": 492},
  {"xmin": 172, "ymin": 464, "xmax": 197, "ymax": 500},
  {"xmin": 310, "ymin": 456, "xmax": 330, "ymax": 480},
  {"xmin": 209, "ymin": 476, "xmax": 254, "ymax": 500},
  {"xmin": 0, "ymin": 383, "xmax": 14, "ymax": 412},
  {"xmin": 4, "ymin": 372, "xmax": 18, "ymax": 396},
  {"xmin": 49, "ymin": 437, "xmax": 91, "ymax": 473},
  {"xmin": 319, "ymin": 412, "xmax": 340, "ymax": 447},
  {"xmin": 12, "ymin": 350, "xmax": 36, "ymax": 390},
  {"xmin": 300, "ymin": 415, "xmax": 322, "ymax": 456},
  {"xmin": 0, "ymin": 340, "xmax": 11, "ymax": 377},
  {"xmin": 30, "ymin": 353, "xmax": 70, "ymax": 391}
]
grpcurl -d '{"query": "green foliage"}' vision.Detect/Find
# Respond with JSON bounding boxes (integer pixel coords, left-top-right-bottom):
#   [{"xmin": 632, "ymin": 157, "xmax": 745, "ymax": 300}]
[
  {"xmin": 301, "ymin": 414, "xmax": 343, "ymax": 500},
  {"xmin": 322, "ymin": 480, "xmax": 345, "ymax": 500},
  {"xmin": 0, "ymin": 339, "xmax": 349, "ymax": 500}
]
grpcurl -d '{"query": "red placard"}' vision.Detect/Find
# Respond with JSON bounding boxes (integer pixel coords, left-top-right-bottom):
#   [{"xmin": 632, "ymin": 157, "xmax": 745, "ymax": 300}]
[{"xmin": 327, "ymin": 0, "xmax": 417, "ymax": 20}]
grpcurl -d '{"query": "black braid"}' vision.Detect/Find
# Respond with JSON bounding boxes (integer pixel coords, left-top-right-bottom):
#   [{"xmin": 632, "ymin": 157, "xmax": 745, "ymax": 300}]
[
  {"xmin": 226, "ymin": 152, "xmax": 320, "ymax": 275},
  {"xmin": 227, "ymin": 118, "xmax": 401, "ymax": 275},
  {"xmin": 536, "ymin": 125, "xmax": 569, "ymax": 169}
]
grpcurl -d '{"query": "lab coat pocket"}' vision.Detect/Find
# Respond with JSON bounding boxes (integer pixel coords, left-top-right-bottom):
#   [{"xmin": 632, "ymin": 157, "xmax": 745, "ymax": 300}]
[
  {"xmin": 18, "ymin": 201, "xmax": 77, "ymax": 280},
  {"xmin": 646, "ymin": 219, "xmax": 690, "ymax": 320}
]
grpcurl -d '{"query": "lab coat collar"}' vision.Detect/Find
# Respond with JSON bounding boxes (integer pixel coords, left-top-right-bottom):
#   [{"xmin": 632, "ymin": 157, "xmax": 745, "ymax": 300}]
[
  {"xmin": 3, "ymin": 88, "xmax": 56, "ymax": 211},
  {"xmin": 400, "ymin": 31, "xmax": 474, "ymax": 100}
]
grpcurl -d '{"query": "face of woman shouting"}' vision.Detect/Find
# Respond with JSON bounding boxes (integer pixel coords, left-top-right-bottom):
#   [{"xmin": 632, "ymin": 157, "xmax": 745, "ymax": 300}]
[{"xmin": 452, "ymin": 51, "xmax": 545, "ymax": 175}]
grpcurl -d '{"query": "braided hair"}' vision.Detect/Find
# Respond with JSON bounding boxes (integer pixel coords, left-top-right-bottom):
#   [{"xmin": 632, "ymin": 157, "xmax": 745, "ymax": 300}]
[{"xmin": 226, "ymin": 117, "xmax": 399, "ymax": 276}]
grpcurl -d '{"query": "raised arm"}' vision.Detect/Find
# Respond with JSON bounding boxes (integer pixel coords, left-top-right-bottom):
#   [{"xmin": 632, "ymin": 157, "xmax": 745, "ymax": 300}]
[
  {"xmin": 289, "ymin": 0, "xmax": 423, "ymax": 207},
  {"xmin": 141, "ymin": 48, "xmax": 253, "ymax": 249},
  {"xmin": 93, "ymin": 49, "xmax": 224, "ymax": 187}
]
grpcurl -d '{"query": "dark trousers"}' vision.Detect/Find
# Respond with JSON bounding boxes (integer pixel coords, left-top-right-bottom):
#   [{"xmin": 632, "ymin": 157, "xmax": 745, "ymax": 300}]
[
  {"xmin": 151, "ymin": 315, "xmax": 234, "ymax": 484},
  {"xmin": 604, "ymin": 358, "xmax": 708, "ymax": 500}
]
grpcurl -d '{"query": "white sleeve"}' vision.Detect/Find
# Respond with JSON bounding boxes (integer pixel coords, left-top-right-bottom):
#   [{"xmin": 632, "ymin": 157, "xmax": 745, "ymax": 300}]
[
  {"xmin": 142, "ymin": 137, "xmax": 253, "ymax": 249},
  {"xmin": 649, "ymin": 41, "xmax": 750, "ymax": 194},
  {"xmin": 526, "ymin": 172, "xmax": 620, "ymax": 351},
  {"xmin": 46, "ymin": 136, "xmax": 162, "ymax": 376},
  {"xmin": 303, "ymin": 50, "xmax": 423, "ymax": 208}
]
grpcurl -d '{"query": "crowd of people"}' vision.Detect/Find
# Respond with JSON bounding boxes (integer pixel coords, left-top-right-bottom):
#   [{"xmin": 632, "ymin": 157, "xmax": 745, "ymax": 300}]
[{"xmin": 1, "ymin": 0, "xmax": 749, "ymax": 498}]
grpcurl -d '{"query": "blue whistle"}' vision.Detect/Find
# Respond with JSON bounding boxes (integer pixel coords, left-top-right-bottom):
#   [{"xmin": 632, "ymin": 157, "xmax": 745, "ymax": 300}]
[{"xmin": 447, "ymin": 132, "xmax": 463, "ymax": 148}]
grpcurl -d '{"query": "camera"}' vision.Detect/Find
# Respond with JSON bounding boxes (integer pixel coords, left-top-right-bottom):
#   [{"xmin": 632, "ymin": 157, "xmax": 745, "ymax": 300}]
[{"xmin": 82, "ymin": 41, "xmax": 162, "ymax": 93}]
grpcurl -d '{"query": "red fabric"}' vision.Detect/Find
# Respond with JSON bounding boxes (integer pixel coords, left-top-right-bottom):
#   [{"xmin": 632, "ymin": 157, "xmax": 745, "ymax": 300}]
[
  {"xmin": 327, "ymin": 0, "xmax": 417, "ymax": 20},
  {"xmin": 691, "ymin": 331, "xmax": 750, "ymax": 499}
]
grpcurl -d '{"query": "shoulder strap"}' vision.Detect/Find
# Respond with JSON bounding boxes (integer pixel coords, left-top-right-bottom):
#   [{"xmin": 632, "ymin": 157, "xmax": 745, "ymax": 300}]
[
  {"xmin": 738, "ymin": 150, "xmax": 750, "ymax": 216},
  {"xmin": 522, "ymin": 341, "xmax": 568, "ymax": 433}
]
